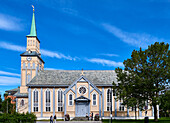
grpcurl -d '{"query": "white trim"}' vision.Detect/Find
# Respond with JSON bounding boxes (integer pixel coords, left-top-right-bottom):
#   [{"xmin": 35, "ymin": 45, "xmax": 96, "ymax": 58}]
[
  {"xmin": 57, "ymin": 88, "xmax": 63, "ymax": 112},
  {"xmin": 32, "ymin": 88, "xmax": 39, "ymax": 112},
  {"xmin": 68, "ymin": 92, "xmax": 73, "ymax": 106},
  {"xmin": 44, "ymin": 88, "xmax": 51, "ymax": 112},
  {"xmin": 78, "ymin": 85, "xmax": 87, "ymax": 95},
  {"xmin": 92, "ymin": 92, "xmax": 97, "ymax": 106}
]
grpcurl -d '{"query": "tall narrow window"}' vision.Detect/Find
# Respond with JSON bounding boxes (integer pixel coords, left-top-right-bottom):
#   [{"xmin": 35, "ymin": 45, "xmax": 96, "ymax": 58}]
[
  {"xmin": 119, "ymin": 100, "xmax": 124, "ymax": 111},
  {"xmin": 28, "ymin": 63, "xmax": 30, "ymax": 69},
  {"xmin": 33, "ymin": 40, "xmax": 35, "ymax": 46},
  {"xmin": 20, "ymin": 99, "xmax": 24, "ymax": 106},
  {"xmin": 33, "ymin": 89, "xmax": 38, "ymax": 112},
  {"xmin": 32, "ymin": 63, "xmax": 35, "ymax": 69},
  {"xmin": 93, "ymin": 94, "xmax": 97, "ymax": 106},
  {"xmin": 23, "ymin": 63, "xmax": 26, "ymax": 69},
  {"xmin": 45, "ymin": 89, "xmax": 51, "ymax": 112},
  {"xmin": 107, "ymin": 89, "xmax": 111, "ymax": 111},
  {"xmin": 27, "ymin": 74, "xmax": 31, "ymax": 83},
  {"xmin": 58, "ymin": 89, "xmax": 63, "ymax": 111},
  {"xmin": 68, "ymin": 93, "xmax": 73, "ymax": 106}
]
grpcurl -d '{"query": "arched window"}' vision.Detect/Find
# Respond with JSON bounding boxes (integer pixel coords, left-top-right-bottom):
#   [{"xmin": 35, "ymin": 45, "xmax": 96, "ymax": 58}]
[
  {"xmin": 32, "ymin": 63, "xmax": 35, "ymax": 69},
  {"xmin": 23, "ymin": 63, "xmax": 25, "ymax": 69},
  {"xmin": 107, "ymin": 89, "xmax": 111, "ymax": 111},
  {"xmin": 33, "ymin": 89, "xmax": 38, "ymax": 112},
  {"xmin": 92, "ymin": 93, "xmax": 97, "ymax": 106},
  {"xmin": 68, "ymin": 93, "xmax": 73, "ymax": 106},
  {"xmin": 28, "ymin": 63, "xmax": 30, "ymax": 69},
  {"xmin": 27, "ymin": 74, "xmax": 31, "ymax": 84},
  {"xmin": 20, "ymin": 99, "xmax": 24, "ymax": 106},
  {"xmin": 33, "ymin": 40, "xmax": 35, "ymax": 46},
  {"xmin": 58, "ymin": 89, "xmax": 63, "ymax": 111},
  {"xmin": 45, "ymin": 89, "xmax": 51, "ymax": 112},
  {"xmin": 119, "ymin": 100, "xmax": 124, "ymax": 111}
]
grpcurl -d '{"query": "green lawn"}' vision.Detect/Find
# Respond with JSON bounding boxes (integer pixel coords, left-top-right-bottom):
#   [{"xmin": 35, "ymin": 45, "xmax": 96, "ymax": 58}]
[{"xmin": 102, "ymin": 117, "xmax": 170, "ymax": 123}]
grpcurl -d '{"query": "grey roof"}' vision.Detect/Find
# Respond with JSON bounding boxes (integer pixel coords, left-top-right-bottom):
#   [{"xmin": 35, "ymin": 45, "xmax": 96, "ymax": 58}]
[
  {"xmin": 27, "ymin": 70, "xmax": 118, "ymax": 87},
  {"xmin": 14, "ymin": 90, "xmax": 28, "ymax": 98},
  {"xmin": 5, "ymin": 87, "xmax": 19, "ymax": 92}
]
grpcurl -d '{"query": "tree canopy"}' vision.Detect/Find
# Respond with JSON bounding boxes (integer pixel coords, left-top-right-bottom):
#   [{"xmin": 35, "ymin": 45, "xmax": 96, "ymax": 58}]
[{"xmin": 113, "ymin": 42, "xmax": 170, "ymax": 121}]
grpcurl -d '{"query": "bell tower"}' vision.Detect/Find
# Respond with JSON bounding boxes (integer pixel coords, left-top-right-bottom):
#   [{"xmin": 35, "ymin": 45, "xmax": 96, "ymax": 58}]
[{"xmin": 20, "ymin": 6, "xmax": 45, "ymax": 93}]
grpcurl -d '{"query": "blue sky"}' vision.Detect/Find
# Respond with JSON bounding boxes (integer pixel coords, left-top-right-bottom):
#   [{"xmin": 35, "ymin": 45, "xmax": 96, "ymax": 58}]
[{"xmin": 0, "ymin": 0, "xmax": 170, "ymax": 98}]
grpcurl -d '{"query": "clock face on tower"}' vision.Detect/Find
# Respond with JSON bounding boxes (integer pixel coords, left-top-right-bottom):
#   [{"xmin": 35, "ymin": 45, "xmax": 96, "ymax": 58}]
[{"xmin": 27, "ymin": 57, "xmax": 32, "ymax": 61}]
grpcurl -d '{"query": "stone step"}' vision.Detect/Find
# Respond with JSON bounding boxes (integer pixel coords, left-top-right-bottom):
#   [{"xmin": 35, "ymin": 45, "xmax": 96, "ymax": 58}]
[{"xmin": 72, "ymin": 117, "xmax": 89, "ymax": 121}]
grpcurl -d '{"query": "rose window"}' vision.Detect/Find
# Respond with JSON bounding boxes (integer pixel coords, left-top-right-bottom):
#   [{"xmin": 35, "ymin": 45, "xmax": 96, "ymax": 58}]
[{"xmin": 79, "ymin": 87, "xmax": 86, "ymax": 94}]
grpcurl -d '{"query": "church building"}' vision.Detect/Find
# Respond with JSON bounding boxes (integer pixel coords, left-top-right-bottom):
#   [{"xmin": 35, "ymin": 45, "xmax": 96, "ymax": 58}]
[{"xmin": 15, "ymin": 9, "xmax": 155, "ymax": 120}]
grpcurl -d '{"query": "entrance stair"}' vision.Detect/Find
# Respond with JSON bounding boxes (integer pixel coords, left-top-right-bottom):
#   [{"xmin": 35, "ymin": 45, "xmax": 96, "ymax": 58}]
[{"xmin": 72, "ymin": 117, "xmax": 89, "ymax": 121}]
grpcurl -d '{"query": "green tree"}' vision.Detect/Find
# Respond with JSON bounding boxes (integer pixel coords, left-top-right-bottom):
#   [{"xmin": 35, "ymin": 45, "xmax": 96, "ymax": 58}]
[
  {"xmin": 113, "ymin": 42, "xmax": 170, "ymax": 121},
  {"xmin": 1, "ymin": 98, "xmax": 15, "ymax": 114},
  {"xmin": 159, "ymin": 90, "xmax": 170, "ymax": 117},
  {"xmin": 0, "ymin": 94, "xmax": 2, "ymax": 112}
]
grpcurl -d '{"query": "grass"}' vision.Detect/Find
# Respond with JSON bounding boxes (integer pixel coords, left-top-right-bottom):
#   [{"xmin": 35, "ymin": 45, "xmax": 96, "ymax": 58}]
[{"xmin": 102, "ymin": 117, "xmax": 170, "ymax": 123}]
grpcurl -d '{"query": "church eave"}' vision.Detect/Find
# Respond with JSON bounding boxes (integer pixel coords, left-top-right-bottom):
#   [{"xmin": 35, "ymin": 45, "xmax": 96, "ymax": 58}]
[
  {"xmin": 20, "ymin": 54, "xmax": 45, "ymax": 64},
  {"xmin": 26, "ymin": 84, "xmax": 69, "ymax": 88}
]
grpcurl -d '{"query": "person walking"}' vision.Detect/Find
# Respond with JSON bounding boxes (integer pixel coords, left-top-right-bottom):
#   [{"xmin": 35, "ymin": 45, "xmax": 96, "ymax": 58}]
[
  {"xmin": 54, "ymin": 115, "xmax": 57, "ymax": 123},
  {"xmin": 50, "ymin": 115, "xmax": 53, "ymax": 123},
  {"xmin": 91, "ymin": 112, "xmax": 93, "ymax": 121}
]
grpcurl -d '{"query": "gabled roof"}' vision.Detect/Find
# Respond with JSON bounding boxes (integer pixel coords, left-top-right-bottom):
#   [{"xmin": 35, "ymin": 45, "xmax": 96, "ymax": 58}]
[
  {"xmin": 14, "ymin": 90, "xmax": 28, "ymax": 98},
  {"xmin": 27, "ymin": 70, "xmax": 118, "ymax": 87}
]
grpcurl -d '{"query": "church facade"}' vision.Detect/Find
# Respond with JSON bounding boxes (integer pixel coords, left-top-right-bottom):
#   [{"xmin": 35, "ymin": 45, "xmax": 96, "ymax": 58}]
[{"xmin": 15, "ymin": 10, "xmax": 155, "ymax": 120}]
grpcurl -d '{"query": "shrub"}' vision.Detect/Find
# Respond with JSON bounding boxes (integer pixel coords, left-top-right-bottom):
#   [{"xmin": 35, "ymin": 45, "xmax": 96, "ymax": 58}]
[{"xmin": 0, "ymin": 112, "xmax": 36, "ymax": 123}]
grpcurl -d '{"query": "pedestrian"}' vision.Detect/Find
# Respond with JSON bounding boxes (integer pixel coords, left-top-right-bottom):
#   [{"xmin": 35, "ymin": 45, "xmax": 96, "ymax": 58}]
[
  {"xmin": 91, "ymin": 112, "xmax": 93, "ymax": 121},
  {"xmin": 50, "ymin": 115, "xmax": 53, "ymax": 123},
  {"xmin": 54, "ymin": 115, "xmax": 56, "ymax": 123}
]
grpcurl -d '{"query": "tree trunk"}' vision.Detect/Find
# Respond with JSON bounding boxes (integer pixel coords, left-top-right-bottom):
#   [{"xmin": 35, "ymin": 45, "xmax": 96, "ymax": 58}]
[
  {"xmin": 154, "ymin": 104, "xmax": 158, "ymax": 121},
  {"xmin": 135, "ymin": 105, "xmax": 137, "ymax": 120}
]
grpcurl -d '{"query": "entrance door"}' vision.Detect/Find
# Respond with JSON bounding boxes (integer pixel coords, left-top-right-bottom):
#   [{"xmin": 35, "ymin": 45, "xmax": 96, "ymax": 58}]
[{"xmin": 76, "ymin": 102, "xmax": 88, "ymax": 117}]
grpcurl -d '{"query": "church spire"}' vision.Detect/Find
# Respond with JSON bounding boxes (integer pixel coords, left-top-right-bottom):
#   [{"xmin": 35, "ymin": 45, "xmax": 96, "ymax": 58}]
[{"xmin": 27, "ymin": 5, "xmax": 37, "ymax": 37}]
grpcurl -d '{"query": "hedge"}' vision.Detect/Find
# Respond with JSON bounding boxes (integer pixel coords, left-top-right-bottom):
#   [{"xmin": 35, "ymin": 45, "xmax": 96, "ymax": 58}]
[{"xmin": 0, "ymin": 112, "xmax": 36, "ymax": 123}]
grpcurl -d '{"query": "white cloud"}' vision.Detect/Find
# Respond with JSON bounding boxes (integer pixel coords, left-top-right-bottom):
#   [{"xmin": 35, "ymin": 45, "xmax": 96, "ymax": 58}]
[
  {"xmin": 41, "ymin": 49, "xmax": 76, "ymax": 61},
  {"xmin": 0, "ymin": 70, "xmax": 20, "ymax": 77},
  {"xmin": 0, "ymin": 42, "xmax": 25, "ymax": 52},
  {"xmin": 101, "ymin": 23, "xmax": 166, "ymax": 48},
  {"xmin": 86, "ymin": 58, "xmax": 124, "ymax": 67},
  {"xmin": 0, "ymin": 76, "xmax": 20, "ymax": 85},
  {"xmin": 0, "ymin": 13, "xmax": 23, "ymax": 31},
  {"xmin": 0, "ymin": 41, "xmax": 77, "ymax": 61},
  {"xmin": 99, "ymin": 53, "xmax": 119, "ymax": 57}
]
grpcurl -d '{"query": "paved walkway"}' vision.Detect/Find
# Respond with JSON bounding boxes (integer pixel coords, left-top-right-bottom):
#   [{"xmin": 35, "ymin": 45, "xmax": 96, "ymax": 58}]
[{"xmin": 36, "ymin": 121, "xmax": 102, "ymax": 123}]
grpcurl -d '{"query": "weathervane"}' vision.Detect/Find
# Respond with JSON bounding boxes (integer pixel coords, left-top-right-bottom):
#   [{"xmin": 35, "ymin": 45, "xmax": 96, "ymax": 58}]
[{"xmin": 32, "ymin": 5, "xmax": 35, "ymax": 12}]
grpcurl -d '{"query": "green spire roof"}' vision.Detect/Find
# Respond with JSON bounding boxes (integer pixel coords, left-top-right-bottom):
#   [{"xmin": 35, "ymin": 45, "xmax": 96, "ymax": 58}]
[{"xmin": 27, "ymin": 11, "xmax": 37, "ymax": 37}]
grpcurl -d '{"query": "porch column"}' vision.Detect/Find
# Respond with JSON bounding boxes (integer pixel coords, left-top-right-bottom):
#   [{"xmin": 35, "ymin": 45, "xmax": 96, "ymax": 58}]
[
  {"xmin": 64, "ymin": 94, "xmax": 66, "ymax": 115},
  {"xmin": 114, "ymin": 90, "xmax": 117, "ymax": 117},
  {"xmin": 28, "ymin": 88, "xmax": 31, "ymax": 113},
  {"xmin": 152, "ymin": 106, "xmax": 154, "ymax": 117},
  {"xmin": 127, "ymin": 108, "xmax": 129, "ymax": 117},
  {"xmin": 16, "ymin": 98, "xmax": 18, "ymax": 112},
  {"xmin": 99, "ymin": 94, "xmax": 101, "ymax": 118},
  {"xmin": 41, "ymin": 88, "xmax": 43, "ymax": 117},
  {"xmin": 53, "ymin": 88, "xmax": 55, "ymax": 116},
  {"xmin": 102, "ymin": 87, "xmax": 104, "ymax": 117}
]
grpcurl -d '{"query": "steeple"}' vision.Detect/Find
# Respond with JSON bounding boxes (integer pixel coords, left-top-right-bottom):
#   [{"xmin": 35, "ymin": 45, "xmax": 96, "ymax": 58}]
[{"xmin": 27, "ymin": 5, "xmax": 37, "ymax": 37}]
